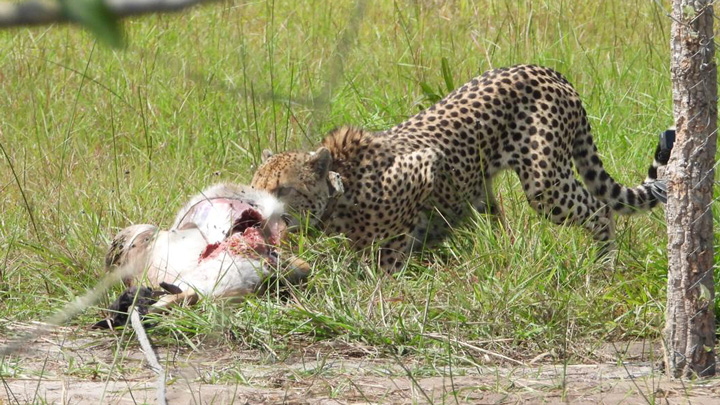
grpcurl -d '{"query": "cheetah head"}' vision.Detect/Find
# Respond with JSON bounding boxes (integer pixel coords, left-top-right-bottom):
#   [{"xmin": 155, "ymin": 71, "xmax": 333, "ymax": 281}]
[{"xmin": 251, "ymin": 147, "xmax": 343, "ymax": 228}]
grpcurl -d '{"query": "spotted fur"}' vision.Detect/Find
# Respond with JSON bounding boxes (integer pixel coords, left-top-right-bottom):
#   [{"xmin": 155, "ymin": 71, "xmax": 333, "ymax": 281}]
[{"xmin": 252, "ymin": 65, "xmax": 671, "ymax": 270}]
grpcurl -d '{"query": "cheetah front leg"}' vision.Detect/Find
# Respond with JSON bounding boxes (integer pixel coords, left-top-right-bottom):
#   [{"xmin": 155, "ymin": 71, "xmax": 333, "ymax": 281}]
[
  {"xmin": 369, "ymin": 147, "xmax": 444, "ymax": 272},
  {"xmin": 413, "ymin": 175, "xmax": 504, "ymax": 246},
  {"xmin": 413, "ymin": 207, "xmax": 459, "ymax": 247},
  {"xmin": 472, "ymin": 179, "xmax": 513, "ymax": 237},
  {"xmin": 375, "ymin": 236, "xmax": 412, "ymax": 272},
  {"xmin": 472, "ymin": 177, "xmax": 501, "ymax": 217}
]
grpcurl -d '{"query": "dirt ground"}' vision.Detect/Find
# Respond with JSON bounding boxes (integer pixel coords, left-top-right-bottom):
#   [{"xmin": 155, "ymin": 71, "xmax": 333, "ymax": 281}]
[{"xmin": 2, "ymin": 321, "xmax": 720, "ymax": 404}]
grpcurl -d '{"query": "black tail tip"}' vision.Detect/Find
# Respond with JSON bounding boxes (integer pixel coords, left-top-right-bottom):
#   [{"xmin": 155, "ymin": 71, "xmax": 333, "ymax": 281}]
[{"xmin": 656, "ymin": 128, "xmax": 675, "ymax": 165}]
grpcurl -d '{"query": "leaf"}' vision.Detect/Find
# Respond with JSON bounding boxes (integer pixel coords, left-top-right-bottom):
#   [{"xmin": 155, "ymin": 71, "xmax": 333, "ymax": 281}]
[
  {"xmin": 60, "ymin": 0, "xmax": 125, "ymax": 48},
  {"xmin": 440, "ymin": 57, "xmax": 455, "ymax": 92},
  {"xmin": 419, "ymin": 81, "xmax": 441, "ymax": 104},
  {"xmin": 698, "ymin": 283, "xmax": 711, "ymax": 302},
  {"xmin": 683, "ymin": 5, "xmax": 696, "ymax": 20}
]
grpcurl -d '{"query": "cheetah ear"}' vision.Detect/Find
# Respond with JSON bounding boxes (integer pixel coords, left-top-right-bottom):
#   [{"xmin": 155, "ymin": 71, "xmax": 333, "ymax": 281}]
[
  {"xmin": 261, "ymin": 149, "xmax": 274, "ymax": 163},
  {"xmin": 308, "ymin": 147, "xmax": 332, "ymax": 177},
  {"xmin": 327, "ymin": 171, "xmax": 344, "ymax": 198}
]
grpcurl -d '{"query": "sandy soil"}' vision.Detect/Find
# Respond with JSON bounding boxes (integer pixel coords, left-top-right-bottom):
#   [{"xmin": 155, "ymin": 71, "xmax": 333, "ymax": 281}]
[{"xmin": 2, "ymin": 321, "xmax": 719, "ymax": 404}]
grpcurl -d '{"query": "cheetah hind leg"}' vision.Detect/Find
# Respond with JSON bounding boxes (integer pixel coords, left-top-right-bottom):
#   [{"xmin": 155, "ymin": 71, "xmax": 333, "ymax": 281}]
[
  {"xmin": 579, "ymin": 206, "xmax": 617, "ymax": 265},
  {"xmin": 541, "ymin": 202, "xmax": 618, "ymax": 264},
  {"xmin": 523, "ymin": 173, "xmax": 618, "ymax": 263}
]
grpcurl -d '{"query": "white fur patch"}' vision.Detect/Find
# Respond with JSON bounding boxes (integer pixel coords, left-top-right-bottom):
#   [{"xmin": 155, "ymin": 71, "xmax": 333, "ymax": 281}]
[{"xmin": 250, "ymin": 189, "xmax": 285, "ymax": 221}]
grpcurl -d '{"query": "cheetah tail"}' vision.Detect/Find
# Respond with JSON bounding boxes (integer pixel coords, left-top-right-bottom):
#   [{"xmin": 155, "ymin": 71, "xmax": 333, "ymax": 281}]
[
  {"xmin": 644, "ymin": 128, "xmax": 675, "ymax": 203},
  {"xmin": 574, "ymin": 128, "xmax": 674, "ymax": 215}
]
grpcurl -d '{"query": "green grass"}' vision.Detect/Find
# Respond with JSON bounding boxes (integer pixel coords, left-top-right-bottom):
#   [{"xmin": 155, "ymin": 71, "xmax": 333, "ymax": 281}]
[{"xmin": 0, "ymin": 0, "xmax": 717, "ymax": 376}]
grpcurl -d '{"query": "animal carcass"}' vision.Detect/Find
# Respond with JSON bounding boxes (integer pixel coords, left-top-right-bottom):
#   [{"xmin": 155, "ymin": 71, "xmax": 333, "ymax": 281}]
[{"xmin": 96, "ymin": 183, "xmax": 309, "ymax": 328}]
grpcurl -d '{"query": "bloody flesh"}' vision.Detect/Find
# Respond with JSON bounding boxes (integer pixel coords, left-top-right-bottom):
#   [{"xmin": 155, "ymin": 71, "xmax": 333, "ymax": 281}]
[{"xmin": 197, "ymin": 208, "xmax": 274, "ymax": 264}]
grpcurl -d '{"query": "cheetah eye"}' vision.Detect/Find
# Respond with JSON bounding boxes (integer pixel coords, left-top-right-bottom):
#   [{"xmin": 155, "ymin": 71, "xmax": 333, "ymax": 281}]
[
  {"xmin": 281, "ymin": 213, "xmax": 293, "ymax": 226},
  {"xmin": 275, "ymin": 186, "xmax": 297, "ymax": 198}
]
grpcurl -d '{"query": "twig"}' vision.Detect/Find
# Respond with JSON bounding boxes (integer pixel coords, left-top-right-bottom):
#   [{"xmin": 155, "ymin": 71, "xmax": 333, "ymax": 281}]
[
  {"xmin": 0, "ymin": 138, "xmax": 39, "ymax": 239},
  {"xmin": 0, "ymin": 266, "xmax": 133, "ymax": 357},
  {"xmin": 129, "ymin": 310, "xmax": 167, "ymax": 405},
  {"xmin": 0, "ymin": 0, "xmax": 217, "ymax": 27},
  {"xmin": 421, "ymin": 333, "xmax": 526, "ymax": 366}
]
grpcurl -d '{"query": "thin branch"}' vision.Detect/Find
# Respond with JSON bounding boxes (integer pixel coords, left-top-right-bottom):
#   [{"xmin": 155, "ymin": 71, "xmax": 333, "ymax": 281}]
[
  {"xmin": 130, "ymin": 310, "xmax": 167, "ymax": 405},
  {"xmin": 0, "ymin": 0, "xmax": 217, "ymax": 27},
  {"xmin": 421, "ymin": 333, "xmax": 526, "ymax": 366}
]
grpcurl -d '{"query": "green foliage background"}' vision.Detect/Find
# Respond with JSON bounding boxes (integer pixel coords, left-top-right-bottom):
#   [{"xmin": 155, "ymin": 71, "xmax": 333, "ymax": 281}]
[{"xmin": 0, "ymin": 0, "xmax": 717, "ymax": 367}]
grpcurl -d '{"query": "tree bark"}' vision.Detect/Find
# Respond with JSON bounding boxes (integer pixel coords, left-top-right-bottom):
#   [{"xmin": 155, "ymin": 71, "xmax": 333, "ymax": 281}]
[{"xmin": 664, "ymin": 0, "xmax": 717, "ymax": 378}]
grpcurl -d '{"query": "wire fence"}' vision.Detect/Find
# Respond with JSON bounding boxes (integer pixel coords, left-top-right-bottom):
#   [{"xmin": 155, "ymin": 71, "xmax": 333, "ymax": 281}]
[{"xmin": 0, "ymin": 0, "xmax": 719, "ymax": 402}]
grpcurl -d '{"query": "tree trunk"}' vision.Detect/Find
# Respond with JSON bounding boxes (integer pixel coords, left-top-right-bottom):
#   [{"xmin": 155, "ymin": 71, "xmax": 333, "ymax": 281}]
[{"xmin": 664, "ymin": 0, "xmax": 717, "ymax": 378}]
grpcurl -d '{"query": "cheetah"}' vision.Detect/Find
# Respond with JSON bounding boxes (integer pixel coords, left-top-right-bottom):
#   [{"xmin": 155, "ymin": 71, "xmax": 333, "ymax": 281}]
[{"xmin": 251, "ymin": 65, "xmax": 672, "ymax": 270}]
